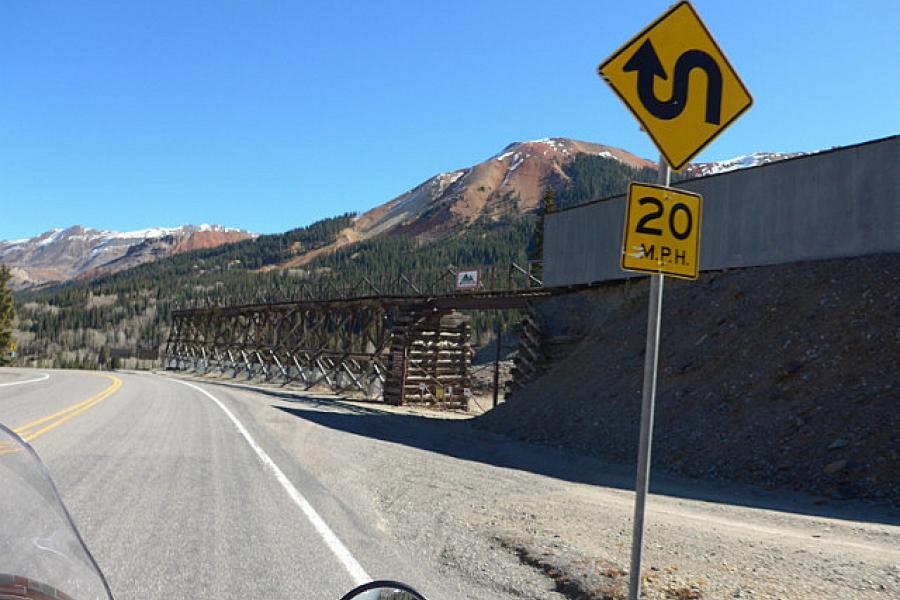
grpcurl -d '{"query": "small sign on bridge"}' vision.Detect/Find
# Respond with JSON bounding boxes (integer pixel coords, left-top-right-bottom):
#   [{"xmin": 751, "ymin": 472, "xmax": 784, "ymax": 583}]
[{"xmin": 455, "ymin": 269, "xmax": 480, "ymax": 291}]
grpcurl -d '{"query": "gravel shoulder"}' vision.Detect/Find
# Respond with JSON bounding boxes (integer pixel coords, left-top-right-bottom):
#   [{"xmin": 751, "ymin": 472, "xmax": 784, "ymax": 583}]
[{"xmin": 171, "ymin": 374, "xmax": 900, "ymax": 600}]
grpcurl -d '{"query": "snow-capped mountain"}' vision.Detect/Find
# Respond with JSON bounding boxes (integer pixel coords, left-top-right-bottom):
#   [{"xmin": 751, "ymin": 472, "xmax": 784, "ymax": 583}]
[
  {"xmin": 275, "ymin": 138, "xmax": 657, "ymax": 269},
  {"xmin": 684, "ymin": 152, "xmax": 804, "ymax": 177},
  {"xmin": 279, "ymin": 137, "xmax": 798, "ymax": 270},
  {"xmin": 2, "ymin": 139, "xmax": 798, "ymax": 287},
  {"xmin": 350, "ymin": 137, "xmax": 655, "ymax": 240},
  {"xmin": 352, "ymin": 140, "xmax": 799, "ymax": 245},
  {"xmin": 1, "ymin": 224, "xmax": 253, "ymax": 289}
]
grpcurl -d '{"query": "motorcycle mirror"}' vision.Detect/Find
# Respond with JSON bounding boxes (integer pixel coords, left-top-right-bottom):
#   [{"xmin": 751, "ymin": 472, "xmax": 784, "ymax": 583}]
[
  {"xmin": 339, "ymin": 580, "xmax": 428, "ymax": 600},
  {"xmin": 0, "ymin": 424, "xmax": 113, "ymax": 600}
]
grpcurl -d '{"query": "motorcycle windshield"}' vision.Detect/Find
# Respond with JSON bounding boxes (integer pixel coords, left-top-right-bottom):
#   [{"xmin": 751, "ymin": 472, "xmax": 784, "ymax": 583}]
[{"xmin": 0, "ymin": 423, "xmax": 113, "ymax": 600}]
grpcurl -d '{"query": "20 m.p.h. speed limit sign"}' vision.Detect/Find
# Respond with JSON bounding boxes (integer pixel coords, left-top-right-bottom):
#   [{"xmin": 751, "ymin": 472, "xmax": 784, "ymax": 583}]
[{"xmin": 621, "ymin": 182, "xmax": 702, "ymax": 280}]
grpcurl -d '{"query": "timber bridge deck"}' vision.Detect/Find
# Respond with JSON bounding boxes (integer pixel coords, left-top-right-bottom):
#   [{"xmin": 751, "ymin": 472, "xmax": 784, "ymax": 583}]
[{"xmin": 163, "ymin": 278, "xmax": 593, "ymax": 409}]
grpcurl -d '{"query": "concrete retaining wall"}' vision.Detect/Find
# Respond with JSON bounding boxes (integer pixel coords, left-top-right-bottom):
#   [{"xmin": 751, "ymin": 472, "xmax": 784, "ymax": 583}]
[{"xmin": 543, "ymin": 135, "xmax": 900, "ymax": 286}]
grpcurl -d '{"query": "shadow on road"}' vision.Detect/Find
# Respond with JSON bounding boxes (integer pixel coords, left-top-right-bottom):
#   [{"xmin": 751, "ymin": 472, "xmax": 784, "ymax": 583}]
[{"xmin": 238, "ymin": 385, "xmax": 900, "ymax": 526}]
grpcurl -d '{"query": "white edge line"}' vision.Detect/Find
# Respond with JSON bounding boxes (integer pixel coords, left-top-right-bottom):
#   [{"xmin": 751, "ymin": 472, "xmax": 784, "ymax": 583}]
[
  {"xmin": 168, "ymin": 378, "xmax": 370, "ymax": 586},
  {"xmin": 0, "ymin": 373, "xmax": 50, "ymax": 388}
]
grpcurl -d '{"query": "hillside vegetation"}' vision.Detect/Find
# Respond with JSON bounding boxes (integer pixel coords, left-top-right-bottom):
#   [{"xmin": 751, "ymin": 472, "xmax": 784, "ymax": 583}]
[
  {"xmin": 13, "ymin": 215, "xmax": 537, "ymax": 368},
  {"xmin": 11, "ymin": 154, "xmax": 655, "ymax": 369}
]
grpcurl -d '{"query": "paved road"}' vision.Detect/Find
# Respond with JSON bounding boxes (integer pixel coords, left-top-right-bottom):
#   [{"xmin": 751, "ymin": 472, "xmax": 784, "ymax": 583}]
[
  {"xmin": 0, "ymin": 368, "xmax": 488, "ymax": 600},
  {"xmin": 2, "ymin": 368, "xmax": 897, "ymax": 600}
]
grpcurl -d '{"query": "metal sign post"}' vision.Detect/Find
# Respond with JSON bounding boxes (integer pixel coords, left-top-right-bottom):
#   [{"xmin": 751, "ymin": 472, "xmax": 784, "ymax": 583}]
[
  {"xmin": 492, "ymin": 324, "xmax": 503, "ymax": 408},
  {"xmin": 628, "ymin": 156, "xmax": 670, "ymax": 600},
  {"xmin": 596, "ymin": 4, "xmax": 750, "ymax": 597}
]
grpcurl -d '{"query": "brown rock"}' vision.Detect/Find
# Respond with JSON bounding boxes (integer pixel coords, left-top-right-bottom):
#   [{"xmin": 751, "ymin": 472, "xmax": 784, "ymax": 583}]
[{"xmin": 823, "ymin": 459, "xmax": 848, "ymax": 475}]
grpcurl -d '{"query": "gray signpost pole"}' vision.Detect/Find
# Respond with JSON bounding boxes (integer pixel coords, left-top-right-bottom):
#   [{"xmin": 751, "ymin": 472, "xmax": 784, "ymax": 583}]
[{"xmin": 628, "ymin": 155, "xmax": 670, "ymax": 600}]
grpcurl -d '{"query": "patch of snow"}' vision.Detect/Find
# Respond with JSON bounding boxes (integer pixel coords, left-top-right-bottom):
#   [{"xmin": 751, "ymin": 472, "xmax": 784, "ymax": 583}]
[
  {"xmin": 112, "ymin": 227, "xmax": 180, "ymax": 240},
  {"xmin": 37, "ymin": 228, "xmax": 65, "ymax": 246},
  {"xmin": 596, "ymin": 150, "xmax": 623, "ymax": 163},
  {"xmin": 501, "ymin": 154, "xmax": 525, "ymax": 187},
  {"xmin": 109, "ymin": 224, "xmax": 237, "ymax": 239},
  {"xmin": 431, "ymin": 170, "xmax": 465, "ymax": 188},
  {"xmin": 495, "ymin": 138, "xmax": 567, "ymax": 160},
  {"xmin": 526, "ymin": 138, "xmax": 565, "ymax": 148},
  {"xmin": 4, "ymin": 224, "xmax": 247, "ymax": 252},
  {"xmin": 690, "ymin": 152, "xmax": 802, "ymax": 176},
  {"xmin": 420, "ymin": 170, "xmax": 467, "ymax": 207},
  {"xmin": 192, "ymin": 223, "xmax": 240, "ymax": 233}
]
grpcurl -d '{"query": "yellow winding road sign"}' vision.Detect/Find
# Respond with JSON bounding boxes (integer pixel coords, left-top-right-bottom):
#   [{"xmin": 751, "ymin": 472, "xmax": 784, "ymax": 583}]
[
  {"xmin": 598, "ymin": 1, "xmax": 752, "ymax": 171},
  {"xmin": 621, "ymin": 182, "xmax": 702, "ymax": 280}
]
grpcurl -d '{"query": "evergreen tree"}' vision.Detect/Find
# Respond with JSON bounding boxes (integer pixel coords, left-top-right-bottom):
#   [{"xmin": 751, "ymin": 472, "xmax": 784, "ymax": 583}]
[
  {"xmin": 12, "ymin": 214, "xmax": 537, "ymax": 367},
  {"xmin": 0, "ymin": 264, "xmax": 15, "ymax": 365},
  {"xmin": 554, "ymin": 155, "xmax": 657, "ymax": 208},
  {"xmin": 97, "ymin": 345, "xmax": 110, "ymax": 369}
]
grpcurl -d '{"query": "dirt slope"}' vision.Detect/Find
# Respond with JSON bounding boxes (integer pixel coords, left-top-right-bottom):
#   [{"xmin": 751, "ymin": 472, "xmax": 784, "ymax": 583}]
[
  {"xmin": 477, "ymin": 253, "xmax": 900, "ymax": 504},
  {"xmin": 272, "ymin": 138, "xmax": 656, "ymax": 271},
  {"xmin": 173, "ymin": 230, "xmax": 250, "ymax": 253},
  {"xmin": 350, "ymin": 138, "xmax": 656, "ymax": 243}
]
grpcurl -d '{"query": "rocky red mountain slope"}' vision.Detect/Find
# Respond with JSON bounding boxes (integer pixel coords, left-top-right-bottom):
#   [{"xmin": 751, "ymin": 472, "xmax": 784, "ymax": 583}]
[
  {"xmin": 280, "ymin": 138, "xmax": 801, "ymax": 269},
  {"xmin": 280, "ymin": 138, "xmax": 657, "ymax": 268},
  {"xmin": 354, "ymin": 138, "xmax": 655, "ymax": 240},
  {"xmin": 3, "ymin": 138, "xmax": 796, "ymax": 285}
]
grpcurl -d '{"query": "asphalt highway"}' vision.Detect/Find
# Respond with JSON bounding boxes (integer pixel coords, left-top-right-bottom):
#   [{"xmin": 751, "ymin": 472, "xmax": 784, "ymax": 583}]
[
  {"xmin": 3, "ymin": 368, "xmax": 897, "ymax": 600},
  {"xmin": 0, "ymin": 368, "xmax": 478, "ymax": 600}
]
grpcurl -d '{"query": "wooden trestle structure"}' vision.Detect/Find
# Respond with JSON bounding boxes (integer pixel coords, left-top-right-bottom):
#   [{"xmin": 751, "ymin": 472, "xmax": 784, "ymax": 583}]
[{"xmin": 163, "ymin": 287, "xmax": 564, "ymax": 410}]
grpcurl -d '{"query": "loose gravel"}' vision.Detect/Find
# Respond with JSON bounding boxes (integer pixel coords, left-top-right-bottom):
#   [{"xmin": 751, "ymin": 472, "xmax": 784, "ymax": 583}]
[{"xmin": 214, "ymin": 378, "xmax": 900, "ymax": 600}]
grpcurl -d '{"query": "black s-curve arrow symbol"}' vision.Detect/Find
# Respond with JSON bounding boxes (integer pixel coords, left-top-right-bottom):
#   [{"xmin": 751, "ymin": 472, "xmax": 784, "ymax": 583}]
[{"xmin": 623, "ymin": 39, "xmax": 723, "ymax": 125}]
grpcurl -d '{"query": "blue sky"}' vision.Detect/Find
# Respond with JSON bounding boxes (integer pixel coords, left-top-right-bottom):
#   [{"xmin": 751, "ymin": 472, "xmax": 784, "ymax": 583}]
[{"xmin": 1, "ymin": 1, "xmax": 897, "ymax": 240}]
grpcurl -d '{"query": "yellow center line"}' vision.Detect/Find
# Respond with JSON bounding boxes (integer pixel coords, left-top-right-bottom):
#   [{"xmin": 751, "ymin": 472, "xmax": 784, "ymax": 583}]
[{"xmin": 13, "ymin": 374, "xmax": 123, "ymax": 443}]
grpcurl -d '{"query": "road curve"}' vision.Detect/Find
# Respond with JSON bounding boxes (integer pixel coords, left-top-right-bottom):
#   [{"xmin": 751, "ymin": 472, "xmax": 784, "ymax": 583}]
[
  {"xmin": 3, "ymin": 368, "xmax": 896, "ymax": 600},
  {"xmin": 0, "ymin": 370, "xmax": 50, "ymax": 387},
  {"xmin": 0, "ymin": 368, "xmax": 505, "ymax": 600}
]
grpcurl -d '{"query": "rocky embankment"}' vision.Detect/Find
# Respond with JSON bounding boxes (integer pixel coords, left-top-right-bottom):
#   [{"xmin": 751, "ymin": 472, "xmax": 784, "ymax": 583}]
[{"xmin": 477, "ymin": 253, "xmax": 900, "ymax": 504}]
